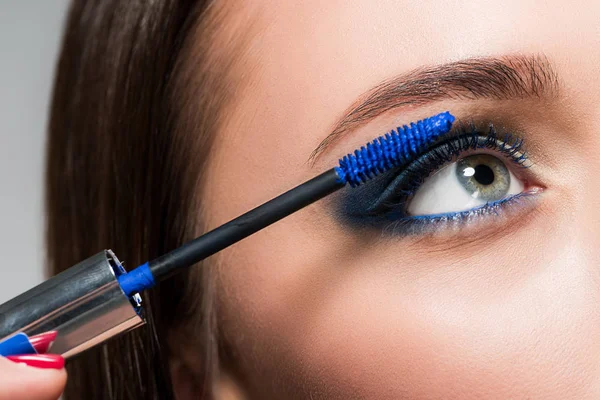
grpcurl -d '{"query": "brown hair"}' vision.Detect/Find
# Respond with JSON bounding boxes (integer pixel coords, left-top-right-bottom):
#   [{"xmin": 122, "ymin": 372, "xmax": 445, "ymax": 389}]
[{"xmin": 46, "ymin": 1, "xmax": 236, "ymax": 398}]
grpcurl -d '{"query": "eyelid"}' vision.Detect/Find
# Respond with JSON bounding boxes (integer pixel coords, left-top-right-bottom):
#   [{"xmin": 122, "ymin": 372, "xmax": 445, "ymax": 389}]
[{"xmin": 333, "ymin": 119, "xmax": 544, "ymax": 237}]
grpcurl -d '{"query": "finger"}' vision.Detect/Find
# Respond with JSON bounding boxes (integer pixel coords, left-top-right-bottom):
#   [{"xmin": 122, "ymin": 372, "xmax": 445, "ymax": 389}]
[{"xmin": 0, "ymin": 355, "xmax": 67, "ymax": 400}]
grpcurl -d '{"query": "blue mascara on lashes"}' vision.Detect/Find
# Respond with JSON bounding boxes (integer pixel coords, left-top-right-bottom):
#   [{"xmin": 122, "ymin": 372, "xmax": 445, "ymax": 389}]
[
  {"xmin": 0, "ymin": 111, "xmax": 455, "ymax": 359},
  {"xmin": 336, "ymin": 122, "xmax": 530, "ymax": 234}
]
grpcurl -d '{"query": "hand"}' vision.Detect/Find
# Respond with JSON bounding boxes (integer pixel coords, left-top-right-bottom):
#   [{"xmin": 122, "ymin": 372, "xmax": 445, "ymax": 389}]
[{"xmin": 0, "ymin": 355, "xmax": 66, "ymax": 400}]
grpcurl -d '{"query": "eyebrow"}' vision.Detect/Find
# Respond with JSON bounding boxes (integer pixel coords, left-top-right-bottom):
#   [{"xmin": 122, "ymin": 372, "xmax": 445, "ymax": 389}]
[{"xmin": 310, "ymin": 54, "xmax": 560, "ymax": 163}]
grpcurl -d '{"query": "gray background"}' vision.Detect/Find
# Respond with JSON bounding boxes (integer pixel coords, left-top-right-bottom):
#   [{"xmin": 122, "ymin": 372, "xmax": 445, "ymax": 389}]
[{"xmin": 0, "ymin": 2, "xmax": 70, "ymax": 302}]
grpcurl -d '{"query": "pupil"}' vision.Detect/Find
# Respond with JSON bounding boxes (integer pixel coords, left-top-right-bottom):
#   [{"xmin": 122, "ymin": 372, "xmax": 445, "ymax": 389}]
[{"xmin": 473, "ymin": 164, "xmax": 494, "ymax": 185}]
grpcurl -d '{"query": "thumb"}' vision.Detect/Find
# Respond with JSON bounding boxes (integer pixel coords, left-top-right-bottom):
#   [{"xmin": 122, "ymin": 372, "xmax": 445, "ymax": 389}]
[{"xmin": 0, "ymin": 356, "xmax": 67, "ymax": 400}]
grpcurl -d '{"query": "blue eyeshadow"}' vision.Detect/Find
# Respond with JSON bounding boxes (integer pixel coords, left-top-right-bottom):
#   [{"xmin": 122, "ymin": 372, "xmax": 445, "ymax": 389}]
[{"xmin": 334, "ymin": 166, "xmax": 404, "ymax": 227}]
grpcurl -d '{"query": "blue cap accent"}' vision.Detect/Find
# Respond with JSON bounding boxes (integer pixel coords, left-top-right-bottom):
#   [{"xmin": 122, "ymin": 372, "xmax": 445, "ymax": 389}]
[
  {"xmin": 336, "ymin": 111, "xmax": 455, "ymax": 187},
  {"xmin": 117, "ymin": 262, "xmax": 156, "ymax": 297},
  {"xmin": 0, "ymin": 332, "xmax": 36, "ymax": 357}
]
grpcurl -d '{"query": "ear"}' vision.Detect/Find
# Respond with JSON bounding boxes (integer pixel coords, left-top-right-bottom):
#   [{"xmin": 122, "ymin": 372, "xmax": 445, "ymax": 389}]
[{"xmin": 170, "ymin": 357, "xmax": 205, "ymax": 400}]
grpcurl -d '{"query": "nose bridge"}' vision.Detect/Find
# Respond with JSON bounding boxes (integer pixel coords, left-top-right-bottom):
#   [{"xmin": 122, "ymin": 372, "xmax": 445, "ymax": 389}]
[
  {"xmin": 568, "ymin": 154, "xmax": 600, "ymax": 287},
  {"xmin": 580, "ymin": 108, "xmax": 600, "ymax": 231}
]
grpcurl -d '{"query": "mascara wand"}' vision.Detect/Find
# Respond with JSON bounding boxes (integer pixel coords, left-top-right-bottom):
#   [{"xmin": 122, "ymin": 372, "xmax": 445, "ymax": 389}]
[
  {"xmin": 0, "ymin": 111, "xmax": 454, "ymax": 358},
  {"xmin": 119, "ymin": 111, "xmax": 456, "ymax": 295}
]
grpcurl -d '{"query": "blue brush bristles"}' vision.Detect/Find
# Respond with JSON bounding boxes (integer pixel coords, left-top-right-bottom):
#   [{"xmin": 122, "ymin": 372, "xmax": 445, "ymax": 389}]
[{"xmin": 335, "ymin": 111, "xmax": 455, "ymax": 187}]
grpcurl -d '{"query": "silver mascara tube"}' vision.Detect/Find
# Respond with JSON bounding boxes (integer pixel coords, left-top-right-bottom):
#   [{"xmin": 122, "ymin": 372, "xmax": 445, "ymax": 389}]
[{"xmin": 0, "ymin": 250, "xmax": 144, "ymax": 358}]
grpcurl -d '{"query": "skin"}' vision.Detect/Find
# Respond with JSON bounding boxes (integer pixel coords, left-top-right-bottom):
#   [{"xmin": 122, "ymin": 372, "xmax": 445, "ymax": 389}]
[
  {"xmin": 173, "ymin": 0, "xmax": 600, "ymax": 398},
  {"xmin": 0, "ymin": 358, "xmax": 66, "ymax": 400}
]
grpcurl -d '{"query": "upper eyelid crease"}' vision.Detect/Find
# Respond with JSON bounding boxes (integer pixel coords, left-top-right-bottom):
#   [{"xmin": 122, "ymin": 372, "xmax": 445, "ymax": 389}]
[{"xmin": 310, "ymin": 54, "xmax": 560, "ymax": 165}]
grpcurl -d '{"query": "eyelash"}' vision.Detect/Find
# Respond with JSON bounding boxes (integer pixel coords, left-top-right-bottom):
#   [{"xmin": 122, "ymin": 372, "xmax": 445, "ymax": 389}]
[
  {"xmin": 372, "ymin": 122, "xmax": 528, "ymax": 206},
  {"xmin": 336, "ymin": 122, "xmax": 536, "ymax": 234}
]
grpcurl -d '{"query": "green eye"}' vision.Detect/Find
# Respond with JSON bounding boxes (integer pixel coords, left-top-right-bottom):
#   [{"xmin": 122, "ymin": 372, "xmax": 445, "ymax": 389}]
[
  {"xmin": 406, "ymin": 151, "xmax": 524, "ymax": 217},
  {"xmin": 455, "ymin": 154, "xmax": 510, "ymax": 202}
]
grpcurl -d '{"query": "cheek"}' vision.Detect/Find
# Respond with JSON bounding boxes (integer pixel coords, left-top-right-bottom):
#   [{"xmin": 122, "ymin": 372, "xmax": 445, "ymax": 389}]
[{"xmin": 216, "ymin": 206, "xmax": 600, "ymax": 399}]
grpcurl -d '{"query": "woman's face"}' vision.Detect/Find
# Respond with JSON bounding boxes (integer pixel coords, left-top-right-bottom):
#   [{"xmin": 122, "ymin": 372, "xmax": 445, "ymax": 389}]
[{"xmin": 192, "ymin": 1, "xmax": 600, "ymax": 398}]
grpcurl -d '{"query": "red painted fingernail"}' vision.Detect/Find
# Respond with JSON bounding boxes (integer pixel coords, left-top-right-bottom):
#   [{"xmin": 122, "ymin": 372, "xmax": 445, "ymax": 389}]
[
  {"xmin": 6, "ymin": 354, "xmax": 65, "ymax": 369},
  {"xmin": 29, "ymin": 331, "xmax": 58, "ymax": 354}
]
